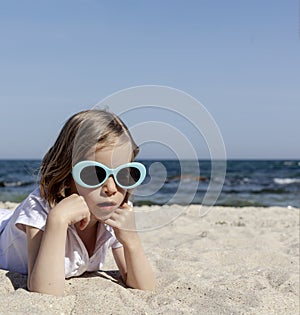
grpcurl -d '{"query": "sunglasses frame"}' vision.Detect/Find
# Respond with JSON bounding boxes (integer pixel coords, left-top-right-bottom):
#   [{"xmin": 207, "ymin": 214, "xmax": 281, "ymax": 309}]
[{"xmin": 72, "ymin": 160, "xmax": 146, "ymax": 189}]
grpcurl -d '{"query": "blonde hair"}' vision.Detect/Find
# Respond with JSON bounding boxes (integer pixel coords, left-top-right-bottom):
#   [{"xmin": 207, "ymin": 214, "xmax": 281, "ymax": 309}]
[{"xmin": 40, "ymin": 109, "xmax": 139, "ymax": 207}]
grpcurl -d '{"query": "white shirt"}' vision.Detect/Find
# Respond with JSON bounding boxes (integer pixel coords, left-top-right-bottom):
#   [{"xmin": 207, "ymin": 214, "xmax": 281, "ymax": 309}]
[{"xmin": 0, "ymin": 188, "xmax": 122, "ymax": 278}]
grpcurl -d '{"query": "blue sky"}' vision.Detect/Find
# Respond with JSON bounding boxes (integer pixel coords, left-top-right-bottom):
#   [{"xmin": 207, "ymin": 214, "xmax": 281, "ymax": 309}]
[{"xmin": 0, "ymin": 0, "xmax": 299, "ymax": 159}]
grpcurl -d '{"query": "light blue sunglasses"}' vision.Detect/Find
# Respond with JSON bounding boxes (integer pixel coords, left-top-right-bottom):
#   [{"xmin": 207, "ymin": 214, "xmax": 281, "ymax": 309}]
[{"xmin": 72, "ymin": 160, "xmax": 146, "ymax": 189}]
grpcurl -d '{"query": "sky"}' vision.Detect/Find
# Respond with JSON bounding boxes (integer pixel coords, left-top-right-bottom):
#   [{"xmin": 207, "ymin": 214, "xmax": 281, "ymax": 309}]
[{"xmin": 0, "ymin": 0, "xmax": 299, "ymax": 160}]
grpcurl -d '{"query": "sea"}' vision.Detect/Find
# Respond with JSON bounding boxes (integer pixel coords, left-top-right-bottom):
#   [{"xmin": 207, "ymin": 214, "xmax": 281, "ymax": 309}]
[{"xmin": 0, "ymin": 159, "xmax": 299, "ymax": 208}]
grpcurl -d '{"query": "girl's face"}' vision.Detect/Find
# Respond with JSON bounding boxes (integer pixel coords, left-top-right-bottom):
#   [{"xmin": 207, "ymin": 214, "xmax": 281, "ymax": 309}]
[{"xmin": 72, "ymin": 141, "xmax": 133, "ymax": 221}]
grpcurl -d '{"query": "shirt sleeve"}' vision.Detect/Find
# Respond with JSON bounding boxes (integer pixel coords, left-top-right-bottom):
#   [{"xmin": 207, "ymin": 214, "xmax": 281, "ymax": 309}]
[
  {"xmin": 14, "ymin": 189, "xmax": 49, "ymax": 232},
  {"xmin": 111, "ymin": 237, "xmax": 123, "ymax": 249}
]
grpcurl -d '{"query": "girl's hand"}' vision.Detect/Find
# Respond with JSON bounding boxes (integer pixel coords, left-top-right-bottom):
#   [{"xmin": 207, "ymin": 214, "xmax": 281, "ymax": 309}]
[
  {"xmin": 103, "ymin": 203, "xmax": 138, "ymax": 245},
  {"xmin": 107, "ymin": 203, "xmax": 156, "ymax": 290},
  {"xmin": 48, "ymin": 194, "xmax": 90, "ymax": 230}
]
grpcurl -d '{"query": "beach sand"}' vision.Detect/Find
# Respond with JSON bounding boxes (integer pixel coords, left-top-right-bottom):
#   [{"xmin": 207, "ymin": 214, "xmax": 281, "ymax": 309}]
[{"xmin": 0, "ymin": 202, "xmax": 299, "ymax": 314}]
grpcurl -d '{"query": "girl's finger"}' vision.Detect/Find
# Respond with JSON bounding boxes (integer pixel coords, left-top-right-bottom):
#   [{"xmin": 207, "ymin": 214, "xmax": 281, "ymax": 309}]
[
  {"xmin": 102, "ymin": 218, "xmax": 117, "ymax": 229},
  {"xmin": 119, "ymin": 203, "xmax": 133, "ymax": 211},
  {"xmin": 79, "ymin": 214, "xmax": 90, "ymax": 230}
]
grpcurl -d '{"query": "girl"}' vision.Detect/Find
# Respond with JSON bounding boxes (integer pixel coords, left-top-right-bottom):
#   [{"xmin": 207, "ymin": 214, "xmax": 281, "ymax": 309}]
[{"xmin": 0, "ymin": 109, "xmax": 155, "ymax": 296}]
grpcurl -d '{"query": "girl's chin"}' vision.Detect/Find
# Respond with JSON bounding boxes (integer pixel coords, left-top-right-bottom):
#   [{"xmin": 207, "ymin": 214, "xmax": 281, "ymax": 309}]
[
  {"xmin": 89, "ymin": 203, "xmax": 121, "ymax": 222},
  {"xmin": 91, "ymin": 210, "xmax": 114, "ymax": 222}
]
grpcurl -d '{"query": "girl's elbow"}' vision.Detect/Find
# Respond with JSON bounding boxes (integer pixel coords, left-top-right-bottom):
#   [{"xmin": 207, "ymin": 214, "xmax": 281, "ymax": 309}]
[
  {"xmin": 143, "ymin": 279, "xmax": 156, "ymax": 291},
  {"xmin": 136, "ymin": 283, "xmax": 156, "ymax": 291},
  {"xmin": 127, "ymin": 279, "xmax": 156, "ymax": 291},
  {"xmin": 27, "ymin": 282, "xmax": 65, "ymax": 297}
]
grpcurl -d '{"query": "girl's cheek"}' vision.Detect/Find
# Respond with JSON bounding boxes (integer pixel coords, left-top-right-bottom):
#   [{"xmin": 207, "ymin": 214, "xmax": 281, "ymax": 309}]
[{"xmin": 75, "ymin": 186, "xmax": 91, "ymax": 198}]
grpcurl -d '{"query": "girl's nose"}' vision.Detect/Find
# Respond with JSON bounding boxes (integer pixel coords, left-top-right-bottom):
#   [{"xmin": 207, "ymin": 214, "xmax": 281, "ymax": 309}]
[{"xmin": 102, "ymin": 176, "xmax": 118, "ymax": 195}]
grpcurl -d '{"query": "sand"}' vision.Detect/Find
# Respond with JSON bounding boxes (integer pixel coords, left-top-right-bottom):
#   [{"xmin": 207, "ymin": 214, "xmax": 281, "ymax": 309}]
[{"xmin": 0, "ymin": 202, "xmax": 299, "ymax": 314}]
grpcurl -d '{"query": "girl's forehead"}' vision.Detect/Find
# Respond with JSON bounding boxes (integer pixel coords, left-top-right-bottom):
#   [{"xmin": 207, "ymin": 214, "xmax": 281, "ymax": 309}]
[{"xmin": 86, "ymin": 141, "xmax": 133, "ymax": 167}]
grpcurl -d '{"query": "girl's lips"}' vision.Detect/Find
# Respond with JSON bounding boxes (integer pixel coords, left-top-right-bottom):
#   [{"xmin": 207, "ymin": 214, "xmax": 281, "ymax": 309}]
[{"xmin": 97, "ymin": 202, "xmax": 117, "ymax": 209}]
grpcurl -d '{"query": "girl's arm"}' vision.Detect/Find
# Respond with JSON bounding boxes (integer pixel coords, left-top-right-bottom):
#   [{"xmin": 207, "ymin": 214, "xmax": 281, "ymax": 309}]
[
  {"xmin": 26, "ymin": 218, "xmax": 67, "ymax": 296},
  {"xmin": 26, "ymin": 194, "xmax": 90, "ymax": 296},
  {"xmin": 112, "ymin": 237, "xmax": 156, "ymax": 290},
  {"xmin": 104, "ymin": 204, "xmax": 156, "ymax": 290}
]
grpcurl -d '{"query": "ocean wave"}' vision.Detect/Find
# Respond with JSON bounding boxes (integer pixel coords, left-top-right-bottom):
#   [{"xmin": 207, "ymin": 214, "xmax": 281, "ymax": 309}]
[
  {"xmin": 166, "ymin": 175, "xmax": 208, "ymax": 182},
  {"xmin": 0, "ymin": 181, "xmax": 34, "ymax": 188},
  {"xmin": 283, "ymin": 161, "xmax": 299, "ymax": 166},
  {"xmin": 222, "ymin": 188, "xmax": 287, "ymax": 194},
  {"xmin": 274, "ymin": 178, "xmax": 300, "ymax": 185}
]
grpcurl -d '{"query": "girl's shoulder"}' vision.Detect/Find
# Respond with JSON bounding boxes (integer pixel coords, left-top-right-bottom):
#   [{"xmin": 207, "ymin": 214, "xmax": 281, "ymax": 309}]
[
  {"xmin": 13, "ymin": 187, "xmax": 50, "ymax": 231},
  {"xmin": 17, "ymin": 187, "xmax": 49, "ymax": 213}
]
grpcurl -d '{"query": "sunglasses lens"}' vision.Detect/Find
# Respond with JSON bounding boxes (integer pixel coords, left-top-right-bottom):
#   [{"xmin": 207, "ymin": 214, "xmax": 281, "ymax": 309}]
[
  {"xmin": 116, "ymin": 167, "xmax": 141, "ymax": 187},
  {"xmin": 80, "ymin": 166, "xmax": 106, "ymax": 186}
]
